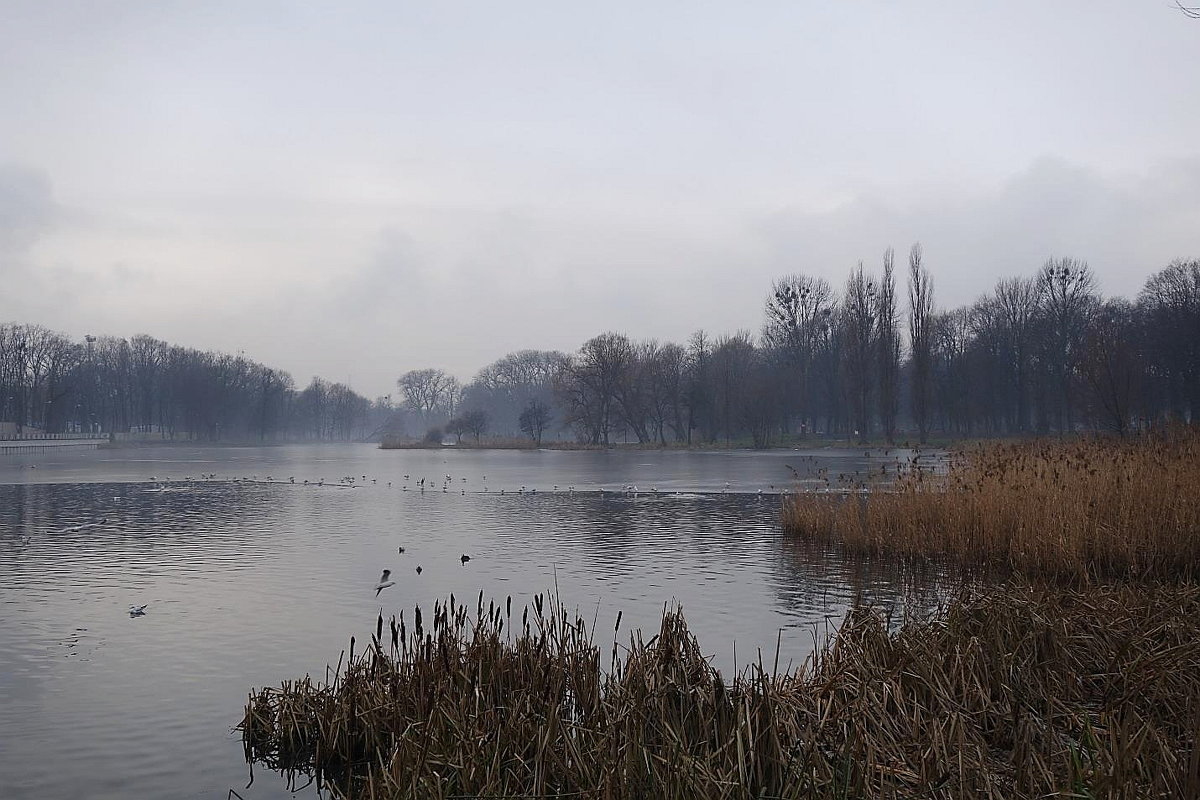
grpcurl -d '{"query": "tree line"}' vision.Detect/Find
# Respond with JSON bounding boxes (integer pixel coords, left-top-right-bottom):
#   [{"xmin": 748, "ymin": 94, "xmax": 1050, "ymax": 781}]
[
  {"xmin": 5, "ymin": 252, "xmax": 1194, "ymax": 445},
  {"xmin": 394, "ymin": 252, "xmax": 1199, "ymax": 446},
  {"xmin": 0, "ymin": 329, "xmax": 375, "ymax": 441}
]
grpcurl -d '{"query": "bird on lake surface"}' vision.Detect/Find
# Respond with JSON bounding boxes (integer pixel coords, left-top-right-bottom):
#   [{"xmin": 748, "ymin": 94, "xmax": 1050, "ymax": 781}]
[
  {"xmin": 129, "ymin": 604, "xmax": 148, "ymax": 617},
  {"xmin": 398, "ymin": 546, "xmax": 405, "ymax": 554},
  {"xmin": 374, "ymin": 570, "xmax": 395, "ymax": 597},
  {"xmin": 65, "ymin": 517, "xmax": 108, "ymax": 533},
  {"xmin": 415, "ymin": 565, "xmax": 423, "ymax": 575},
  {"xmin": 460, "ymin": 553, "xmax": 471, "ymax": 565}
]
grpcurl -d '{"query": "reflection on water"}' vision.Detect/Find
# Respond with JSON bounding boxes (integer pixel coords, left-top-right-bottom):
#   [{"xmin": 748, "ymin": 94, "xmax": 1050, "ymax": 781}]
[{"xmin": 0, "ymin": 444, "xmax": 938, "ymax": 799}]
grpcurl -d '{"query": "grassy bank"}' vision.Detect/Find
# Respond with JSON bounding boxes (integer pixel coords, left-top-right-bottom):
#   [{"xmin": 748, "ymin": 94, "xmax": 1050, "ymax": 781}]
[
  {"xmin": 784, "ymin": 427, "xmax": 1200, "ymax": 582},
  {"xmin": 242, "ymin": 586, "xmax": 1200, "ymax": 799}
]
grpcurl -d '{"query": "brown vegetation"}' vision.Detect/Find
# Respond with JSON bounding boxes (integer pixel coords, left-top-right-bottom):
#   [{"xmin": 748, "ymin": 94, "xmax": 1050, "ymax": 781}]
[
  {"xmin": 783, "ymin": 428, "xmax": 1200, "ymax": 582},
  {"xmin": 244, "ymin": 429, "xmax": 1200, "ymax": 797},
  {"xmin": 242, "ymin": 585, "xmax": 1200, "ymax": 799}
]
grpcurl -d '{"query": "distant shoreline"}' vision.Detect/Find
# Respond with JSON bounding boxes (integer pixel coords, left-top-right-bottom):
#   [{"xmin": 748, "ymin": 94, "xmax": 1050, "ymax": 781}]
[
  {"xmin": 40, "ymin": 435, "xmax": 963, "ymax": 452},
  {"xmin": 378, "ymin": 437, "xmax": 959, "ymax": 452}
]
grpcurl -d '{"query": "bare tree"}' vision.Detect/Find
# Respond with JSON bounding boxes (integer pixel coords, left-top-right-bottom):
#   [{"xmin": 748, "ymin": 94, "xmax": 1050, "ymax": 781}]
[
  {"xmin": 464, "ymin": 350, "xmax": 566, "ymax": 436},
  {"xmin": 742, "ymin": 346, "xmax": 785, "ymax": 447},
  {"xmin": 876, "ymin": 248, "xmax": 900, "ymax": 443},
  {"xmin": 641, "ymin": 341, "xmax": 688, "ymax": 444},
  {"xmin": 518, "ymin": 399, "xmax": 552, "ymax": 446},
  {"xmin": 1139, "ymin": 259, "xmax": 1200, "ymax": 421},
  {"xmin": 1081, "ymin": 300, "xmax": 1140, "ymax": 435},
  {"xmin": 932, "ymin": 308, "xmax": 975, "ymax": 434},
  {"xmin": 444, "ymin": 416, "xmax": 468, "ymax": 444},
  {"xmin": 993, "ymin": 276, "xmax": 1039, "ymax": 432},
  {"xmin": 556, "ymin": 333, "xmax": 632, "ymax": 444},
  {"xmin": 685, "ymin": 330, "xmax": 713, "ymax": 444},
  {"xmin": 762, "ymin": 274, "xmax": 835, "ymax": 435},
  {"xmin": 907, "ymin": 243, "xmax": 934, "ymax": 443},
  {"xmin": 461, "ymin": 409, "xmax": 489, "ymax": 442},
  {"xmin": 1036, "ymin": 258, "xmax": 1099, "ymax": 432},
  {"xmin": 709, "ymin": 332, "xmax": 757, "ymax": 445},
  {"xmin": 843, "ymin": 263, "xmax": 877, "ymax": 442},
  {"xmin": 397, "ymin": 368, "xmax": 458, "ymax": 427},
  {"xmin": 610, "ymin": 338, "xmax": 652, "ymax": 443}
]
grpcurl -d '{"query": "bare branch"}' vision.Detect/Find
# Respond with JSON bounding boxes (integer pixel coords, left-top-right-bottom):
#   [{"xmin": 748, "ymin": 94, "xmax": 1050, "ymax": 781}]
[{"xmin": 1176, "ymin": 1, "xmax": 1200, "ymax": 20}]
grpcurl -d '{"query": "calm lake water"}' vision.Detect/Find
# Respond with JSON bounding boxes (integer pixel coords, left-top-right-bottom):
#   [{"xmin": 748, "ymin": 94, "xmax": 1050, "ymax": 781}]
[{"xmin": 0, "ymin": 443, "xmax": 932, "ymax": 800}]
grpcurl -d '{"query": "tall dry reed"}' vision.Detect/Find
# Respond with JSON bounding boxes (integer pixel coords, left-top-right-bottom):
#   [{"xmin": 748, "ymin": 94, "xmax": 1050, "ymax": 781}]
[
  {"xmin": 241, "ymin": 585, "xmax": 1200, "ymax": 799},
  {"xmin": 784, "ymin": 427, "xmax": 1200, "ymax": 581}
]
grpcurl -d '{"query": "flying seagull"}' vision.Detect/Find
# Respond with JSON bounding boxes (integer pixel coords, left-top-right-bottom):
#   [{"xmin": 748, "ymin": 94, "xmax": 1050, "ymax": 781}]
[{"xmin": 374, "ymin": 570, "xmax": 396, "ymax": 597}]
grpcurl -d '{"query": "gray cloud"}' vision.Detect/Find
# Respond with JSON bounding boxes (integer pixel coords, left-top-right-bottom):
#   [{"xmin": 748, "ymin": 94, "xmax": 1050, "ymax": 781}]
[
  {"xmin": 753, "ymin": 157, "xmax": 1200, "ymax": 308},
  {"xmin": 2, "ymin": 2, "xmax": 1198, "ymax": 396},
  {"xmin": 333, "ymin": 228, "xmax": 425, "ymax": 317},
  {"xmin": 0, "ymin": 164, "xmax": 57, "ymax": 255}
]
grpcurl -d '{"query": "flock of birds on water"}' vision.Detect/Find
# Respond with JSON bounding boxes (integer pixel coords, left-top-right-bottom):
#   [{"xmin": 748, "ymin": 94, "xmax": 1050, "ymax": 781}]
[
  {"xmin": 127, "ymin": 448, "xmax": 941, "ymax": 501},
  {"xmin": 114, "ymin": 469, "xmax": 799, "ymax": 619},
  {"xmin": 139, "ymin": 471, "xmax": 823, "ymax": 497},
  {"xmin": 13, "ymin": 449, "xmax": 942, "ymax": 619}
]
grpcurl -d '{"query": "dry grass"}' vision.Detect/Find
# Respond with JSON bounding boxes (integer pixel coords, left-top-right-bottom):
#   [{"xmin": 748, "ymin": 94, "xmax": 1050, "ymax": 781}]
[
  {"xmin": 241, "ymin": 585, "xmax": 1200, "ymax": 799},
  {"xmin": 784, "ymin": 427, "xmax": 1200, "ymax": 582},
  {"xmin": 244, "ymin": 428, "xmax": 1200, "ymax": 797}
]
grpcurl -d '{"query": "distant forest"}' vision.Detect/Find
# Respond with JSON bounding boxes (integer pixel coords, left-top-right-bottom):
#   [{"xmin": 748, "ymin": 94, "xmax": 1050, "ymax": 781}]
[
  {"xmin": 394, "ymin": 251, "xmax": 1199, "ymax": 446},
  {"xmin": 3, "ymin": 251, "xmax": 1197, "ymax": 445},
  {"xmin": 0, "ymin": 329, "xmax": 373, "ymax": 441}
]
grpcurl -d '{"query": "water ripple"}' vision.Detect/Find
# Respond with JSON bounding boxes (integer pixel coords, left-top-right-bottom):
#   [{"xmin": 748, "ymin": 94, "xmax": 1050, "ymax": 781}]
[{"xmin": 0, "ymin": 444, "xmax": 933, "ymax": 799}]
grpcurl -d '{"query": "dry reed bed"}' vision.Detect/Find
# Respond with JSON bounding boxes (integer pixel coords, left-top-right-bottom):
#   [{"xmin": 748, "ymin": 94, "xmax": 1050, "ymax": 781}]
[
  {"xmin": 241, "ymin": 585, "xmax": 1200, "ymax": 799},
  {"xmin": 784, "ymin": 429, "xmax": 1200, "ymax": 581}
]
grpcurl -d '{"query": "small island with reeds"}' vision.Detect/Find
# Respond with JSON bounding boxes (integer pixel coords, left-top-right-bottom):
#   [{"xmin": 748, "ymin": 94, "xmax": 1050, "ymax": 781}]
[{"xmin": 241, "ymin": 427, "xmax": 1200, "ymax": 798}]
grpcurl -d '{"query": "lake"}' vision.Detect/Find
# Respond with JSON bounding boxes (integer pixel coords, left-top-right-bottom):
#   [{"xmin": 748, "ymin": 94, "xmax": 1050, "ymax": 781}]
[{"xmin": 0, "ymin": 443, "xmax": 932, "ymax": 799}]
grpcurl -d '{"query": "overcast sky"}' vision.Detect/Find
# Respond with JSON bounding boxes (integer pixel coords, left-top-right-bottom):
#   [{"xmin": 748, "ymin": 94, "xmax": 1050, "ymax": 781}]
[{"xmin": 2, "ymin": 1, "xmax": 1198, "ymax": 397}]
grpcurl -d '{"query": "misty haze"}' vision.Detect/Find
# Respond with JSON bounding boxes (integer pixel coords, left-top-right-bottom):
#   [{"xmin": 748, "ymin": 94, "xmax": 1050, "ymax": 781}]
[{"xmin": 3, "ymin": 3, "xmax": 1200, "ymax": 799}]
